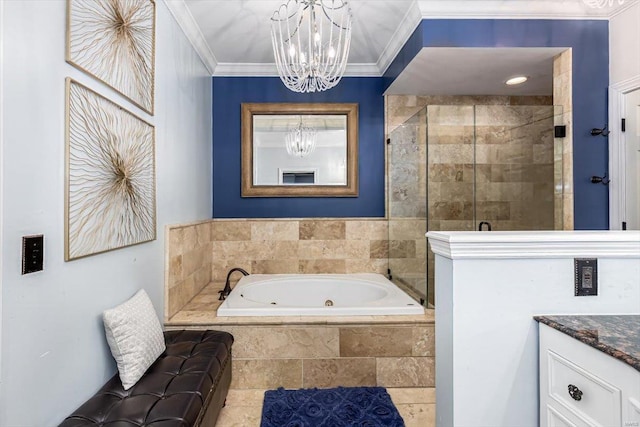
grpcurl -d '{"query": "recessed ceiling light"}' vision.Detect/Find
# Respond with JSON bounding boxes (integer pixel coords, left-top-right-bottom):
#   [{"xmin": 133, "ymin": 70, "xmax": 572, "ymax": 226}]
[{"xmin": 505, "ymin": 76, "xmax": 528, "ymax": 86}]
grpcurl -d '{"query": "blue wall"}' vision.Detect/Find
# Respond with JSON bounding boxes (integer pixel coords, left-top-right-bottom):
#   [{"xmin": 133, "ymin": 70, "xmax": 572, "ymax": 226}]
[
  {"xmin": 212, "ymin": 77, "xmax": 386, "ymax": 218},
  {"xmin": 384, "ymin": 19, "xmax": 610, "ymax": 230},
  {"xmin": 212, "ymin": 19, "xmax": 609, "ymax": 228}
]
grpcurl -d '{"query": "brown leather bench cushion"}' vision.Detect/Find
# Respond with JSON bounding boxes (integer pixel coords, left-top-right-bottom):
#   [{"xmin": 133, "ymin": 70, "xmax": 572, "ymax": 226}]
[{"xmin": 60, "ymin": 330, "xmax": 233, "ymax": 427}]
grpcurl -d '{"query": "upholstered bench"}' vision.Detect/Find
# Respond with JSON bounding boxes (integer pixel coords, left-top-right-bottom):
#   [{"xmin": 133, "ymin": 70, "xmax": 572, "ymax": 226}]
[{"xmin": 60, "ymin": 330, "xmax": 233, "ymax": 427}]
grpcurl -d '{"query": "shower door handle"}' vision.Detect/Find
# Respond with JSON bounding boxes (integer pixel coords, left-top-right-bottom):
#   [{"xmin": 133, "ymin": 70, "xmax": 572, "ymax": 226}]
[{"xmin": 478, "ymin": 221, "xmax": 492, "ymax": 231}]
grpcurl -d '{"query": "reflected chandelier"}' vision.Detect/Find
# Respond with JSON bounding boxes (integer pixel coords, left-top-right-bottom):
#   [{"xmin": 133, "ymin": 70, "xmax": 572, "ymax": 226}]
[
  {"xmin": 582, "ymin": 0, "xmax": 625, "ymax": 7},
  {"xmin": 285, "ymin": 117, "xmax": 317, "ymax": 157},
  {"xmin": 271, "ymin": 0, "xmax": 352, "ymax": 93}
]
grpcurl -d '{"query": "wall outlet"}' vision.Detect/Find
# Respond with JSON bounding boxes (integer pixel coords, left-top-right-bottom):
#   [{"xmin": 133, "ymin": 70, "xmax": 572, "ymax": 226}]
[{"xmin": 574, "ymin": 258, "xmax": 597, "ymax": 296}]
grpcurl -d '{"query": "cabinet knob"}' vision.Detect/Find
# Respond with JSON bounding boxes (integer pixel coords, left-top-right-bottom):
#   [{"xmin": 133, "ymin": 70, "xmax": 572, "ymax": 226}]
[{"xmin": 568, "ymin": 384, "xmax": 583, "ymax": 401}]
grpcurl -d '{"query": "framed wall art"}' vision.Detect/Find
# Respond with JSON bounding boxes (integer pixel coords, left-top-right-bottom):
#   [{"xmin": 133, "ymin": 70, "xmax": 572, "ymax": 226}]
[
  {"xmin": 66, "ymin": 0, "xmax": 156, "ymax": 114},
  {"xmin": 65, "ymin": 78, "xmax": 156, "ymax": 261}
]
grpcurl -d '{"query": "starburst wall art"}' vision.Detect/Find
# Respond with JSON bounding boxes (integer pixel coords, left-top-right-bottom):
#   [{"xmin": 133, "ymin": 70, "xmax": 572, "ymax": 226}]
[
  {"xmin": 66, "ymin": 0, "xmax": 156, "ymax": 114},
  {"xmin": 65, "ymin": 79, "xmax": 156, "ymax": 261}
]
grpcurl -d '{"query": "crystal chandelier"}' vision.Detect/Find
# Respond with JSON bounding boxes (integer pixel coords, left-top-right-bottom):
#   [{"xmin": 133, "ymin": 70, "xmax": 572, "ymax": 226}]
[
  {"xmin": 285, "ymin": 117, "xmax": 317, "ymax": 157},
  {"xmin": 271, "ymin": 0, "xmax": 352, "ymax": 93},
  {"xmin": 582, "ymin": 0, "xmax": 625, "ymax": 7}
]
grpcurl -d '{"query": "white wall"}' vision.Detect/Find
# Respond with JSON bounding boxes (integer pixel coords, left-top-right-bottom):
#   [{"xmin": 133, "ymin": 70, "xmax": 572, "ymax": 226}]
[
  {"xmin": 0, "ymin": 1, "xmax": 212, "ymax": 425},
  {"xmin": 610, "ymin": 2, "xmax": 640, "ymax": 85},
  {"xmin": 255, "ymin": 146, "xmax": 347, "ymax": 185},
  {"xmin": 427, "ymin": 231, "xmax": 640, "ymax": 427},
  {"xmin": 0, "ymin": 0, "xmax": 4, "ymax": 390}
]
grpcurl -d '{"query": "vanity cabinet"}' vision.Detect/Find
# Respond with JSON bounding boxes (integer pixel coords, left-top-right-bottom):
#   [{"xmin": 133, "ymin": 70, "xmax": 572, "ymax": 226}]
[{"xmin": 539, "ymin": 323, "xmax": 640, "ymax": 427}]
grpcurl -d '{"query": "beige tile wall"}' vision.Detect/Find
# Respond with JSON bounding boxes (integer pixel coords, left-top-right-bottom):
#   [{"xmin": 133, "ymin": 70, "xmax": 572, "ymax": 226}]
[
  {"xmin": 166, "ymin": 218, "xmax": 394, "ymax": 319},
  {"xmin": 171, "ymin": 323, "xmax": 435, "ymax": 389},
  {"xmin": 165, "ymin": 220, "xmax": 213, "ymax": 320},
  {"xmin": 231, "ymin": 324, "xmax": 434, "ymax": 389},
  {"xmin": 210, "ymin": 219, "xmax": 389, "ymax": 278}
]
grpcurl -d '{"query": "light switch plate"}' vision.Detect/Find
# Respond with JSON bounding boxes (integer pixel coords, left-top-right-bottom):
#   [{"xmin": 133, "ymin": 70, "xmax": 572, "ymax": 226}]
[
  {"xmin": 22, "ymin": 235, "xmax": 44, "ymax": 275},
  {"xmin": 574, "ymin": 258, "xmax": 597, "ymax": 296}
]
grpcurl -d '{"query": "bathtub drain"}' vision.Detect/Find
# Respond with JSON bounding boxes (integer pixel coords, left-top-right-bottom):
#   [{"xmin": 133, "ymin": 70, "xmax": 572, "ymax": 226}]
[{"xmin": 325, "ymin": 300, "xmax": 333, "ymax": 306}]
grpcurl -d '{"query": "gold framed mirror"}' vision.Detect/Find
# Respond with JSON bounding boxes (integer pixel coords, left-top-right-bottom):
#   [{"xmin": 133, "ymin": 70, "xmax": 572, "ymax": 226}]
[{"xmin": 241, "ymin": 103, "xmax": 358, "ymax": 197}]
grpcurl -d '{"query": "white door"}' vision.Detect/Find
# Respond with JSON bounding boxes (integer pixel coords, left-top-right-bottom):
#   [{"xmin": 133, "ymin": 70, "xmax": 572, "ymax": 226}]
[
  {"xmin": 0, "ymin": 0, "xmax": 4, "ymax": 386},
  {"xmin": 624, "ymin": 89, "xmax": 640, "ymax": 230},
  {"xmin": 0, "ymin": 0, "xmax": 5, "ymax": 385}
]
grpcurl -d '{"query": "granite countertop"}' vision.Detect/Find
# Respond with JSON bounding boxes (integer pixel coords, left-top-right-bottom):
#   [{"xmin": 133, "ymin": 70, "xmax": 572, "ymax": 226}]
[{"xmin": 534, "ymin": 315, "xmax": 640, "ymax": 372}]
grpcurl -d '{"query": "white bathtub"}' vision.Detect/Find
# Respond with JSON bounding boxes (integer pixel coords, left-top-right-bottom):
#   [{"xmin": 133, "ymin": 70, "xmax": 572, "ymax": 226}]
[{"xmin": 216, "ymin": 273, "xmax": 424, "ymax": 316}]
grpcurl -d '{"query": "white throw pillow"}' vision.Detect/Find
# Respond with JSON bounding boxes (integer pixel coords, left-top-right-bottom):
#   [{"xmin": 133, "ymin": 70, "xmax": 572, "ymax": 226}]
[{"xmin": 103, "ymin": 289, "xmax": 165, "ymax": 390}]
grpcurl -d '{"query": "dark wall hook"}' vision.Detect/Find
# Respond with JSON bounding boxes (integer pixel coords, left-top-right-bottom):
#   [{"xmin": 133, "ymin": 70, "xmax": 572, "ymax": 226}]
[
  {"xmin": 590, "ymin": 125, "xmax": 610, "ymax": 137},
  {"xmin": 590, "ymin": 174, "xmax": 610, "ymax": 185}
]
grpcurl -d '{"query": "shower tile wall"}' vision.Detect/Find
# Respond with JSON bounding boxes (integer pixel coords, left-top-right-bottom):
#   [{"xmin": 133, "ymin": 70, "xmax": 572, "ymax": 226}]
[
  {"xmin": 165, "ymin": 219, "xmax": 391, "ymax": 318},
  {"xmin": 474, "ymin": 104, "xmax": 556, "ymax": 230},
  {"xmin": 386, "ymin": 95, "xmax": 557, "ymax": 304}
]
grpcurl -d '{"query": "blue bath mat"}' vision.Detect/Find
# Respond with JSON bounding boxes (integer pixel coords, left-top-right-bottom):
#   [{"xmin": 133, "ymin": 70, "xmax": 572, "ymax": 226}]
[{"xmin": 260, "ymin": 386, "xmax": 404, "ymax": 427}]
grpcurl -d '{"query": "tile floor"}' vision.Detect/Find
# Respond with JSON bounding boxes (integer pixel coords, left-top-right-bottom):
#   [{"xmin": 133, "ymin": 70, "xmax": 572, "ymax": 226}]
[{"xmin": 215, "ymin": 387, "xmax": 435, "ymax": 426}]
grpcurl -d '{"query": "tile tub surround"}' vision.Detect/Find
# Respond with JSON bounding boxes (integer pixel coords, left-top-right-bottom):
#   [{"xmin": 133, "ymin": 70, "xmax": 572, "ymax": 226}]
[
  {"xmin": 165, "ymin": 220, "xmax": 214, "ymax": 319},
  {"xmin": 216, "ymin": 388, "xmax": 436, "ymax": 427},
  {"xmin": 167, "ymin": 282, "xmax": 435, "ymax": 389},
  {"xmin": 166, "ymin": 218, "xmax": 406, "ymax": 319},
  {"xmin": 534, "ymin": 315, "xmax": 640, "ymax": 371}
]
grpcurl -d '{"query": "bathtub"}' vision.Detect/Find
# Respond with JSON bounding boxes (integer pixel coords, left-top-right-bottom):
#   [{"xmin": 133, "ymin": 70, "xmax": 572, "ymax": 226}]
[{"xmin": 216, "ymin": 273, "xmax": 424, "ymax": 316}]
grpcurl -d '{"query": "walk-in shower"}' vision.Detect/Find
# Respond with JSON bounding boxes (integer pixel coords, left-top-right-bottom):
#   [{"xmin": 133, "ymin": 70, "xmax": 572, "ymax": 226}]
[{"xmin": 387, "ymin": 98, "xmax": 564, "ymax": 306}]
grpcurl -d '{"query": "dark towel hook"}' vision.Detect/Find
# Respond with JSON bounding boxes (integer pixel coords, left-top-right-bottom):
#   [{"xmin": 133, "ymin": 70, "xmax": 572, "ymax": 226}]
[
  {"xmin": 590, "ymin": 125, "xmax": 610, "ymax": 137},
  {"xmin": 590, "ymin": 174, "xmax": 610, "ymax": 186}
]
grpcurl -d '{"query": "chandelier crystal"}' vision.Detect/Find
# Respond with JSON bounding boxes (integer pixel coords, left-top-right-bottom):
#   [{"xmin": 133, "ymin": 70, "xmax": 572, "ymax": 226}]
[
  {"xmin": 285, "ymin": 117, "xmax": 317, "ymax": 157},
  {"xmin": 271, "ymin": 0, "xmax": 352, "ymax": 93},
  {"xmin": 582, "ymin": 0, "xmax": 625, "ymax": 7}
]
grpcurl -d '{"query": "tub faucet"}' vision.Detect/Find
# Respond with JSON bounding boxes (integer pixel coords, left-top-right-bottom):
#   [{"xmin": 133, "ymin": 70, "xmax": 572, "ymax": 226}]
[{"xmin": 218, "ymin": 267, "xmax": 249, "ymax": 300}]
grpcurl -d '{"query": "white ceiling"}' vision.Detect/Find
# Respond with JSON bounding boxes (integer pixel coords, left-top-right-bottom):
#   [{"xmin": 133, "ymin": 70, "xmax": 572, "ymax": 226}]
[
  {"xmin": 166, "ymin": 0, "xmax": 633, "ymax": 92},
  {"xmin": 183, "ymin": 0, "xmax": 415, "ymax": 65},
  {"xmin": 385, "ymin": 47, "xmax": 567, "ymax": 95}
]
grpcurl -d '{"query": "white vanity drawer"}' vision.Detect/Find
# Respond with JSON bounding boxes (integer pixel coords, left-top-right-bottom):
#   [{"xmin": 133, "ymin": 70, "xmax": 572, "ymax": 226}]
[
  {"xmin": 539, "ymin": 323, "xmax": 640, "ymax": 427},
  {"xmin": 546, "ymin": 404, "xmax": 580, "ymax": 427},
  {"xmin": 546, "ymin": 349, "xmax": 621, "ymax": 426}
]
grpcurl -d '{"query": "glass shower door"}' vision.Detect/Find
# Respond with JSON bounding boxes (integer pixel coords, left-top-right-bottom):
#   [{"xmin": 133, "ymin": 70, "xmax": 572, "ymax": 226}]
[
  {"xmin": 388, "ymin": 102, "xmax": 563, "ymax": 308},
  {"xmin": 387, "ymin": 110, "xmax": 427, "ymax": 305},
  {"xmin": 474, "ymin": 105, "xmax": 560, "ymax": 231}
]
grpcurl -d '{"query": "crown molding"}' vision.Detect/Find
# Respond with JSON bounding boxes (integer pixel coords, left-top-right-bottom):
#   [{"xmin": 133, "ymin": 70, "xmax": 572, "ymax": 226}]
[
  {"xmin": 213, "ymin": 63, "xmax": 278, "ymax": 77},
  {"xmin": 344, "ymin": 63, "xmax": 382, "ymax": 77},
  {"xmin": 427, "ymin": 231, "xmax": 640, "ymax": 260},
  {"xmin": 377, "ymin": 0, "xmax": 423, "ymax": 75},
  {"xmin": 609, "ymin": 0, "xmax": 639, "ymax": 18},
  {"xmin": 213, "ymin": 63, "xmax": 380, "ymax": 77},
  {"xmin": 163, "ymin": 0, "xmax": 217, "ymax": 75}
]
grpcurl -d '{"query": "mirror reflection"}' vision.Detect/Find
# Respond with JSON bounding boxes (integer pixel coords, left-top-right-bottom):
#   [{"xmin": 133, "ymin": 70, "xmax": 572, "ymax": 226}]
[{"xmin": 253, "ymin": 114, "xmax": 347, "ymax": 186}]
